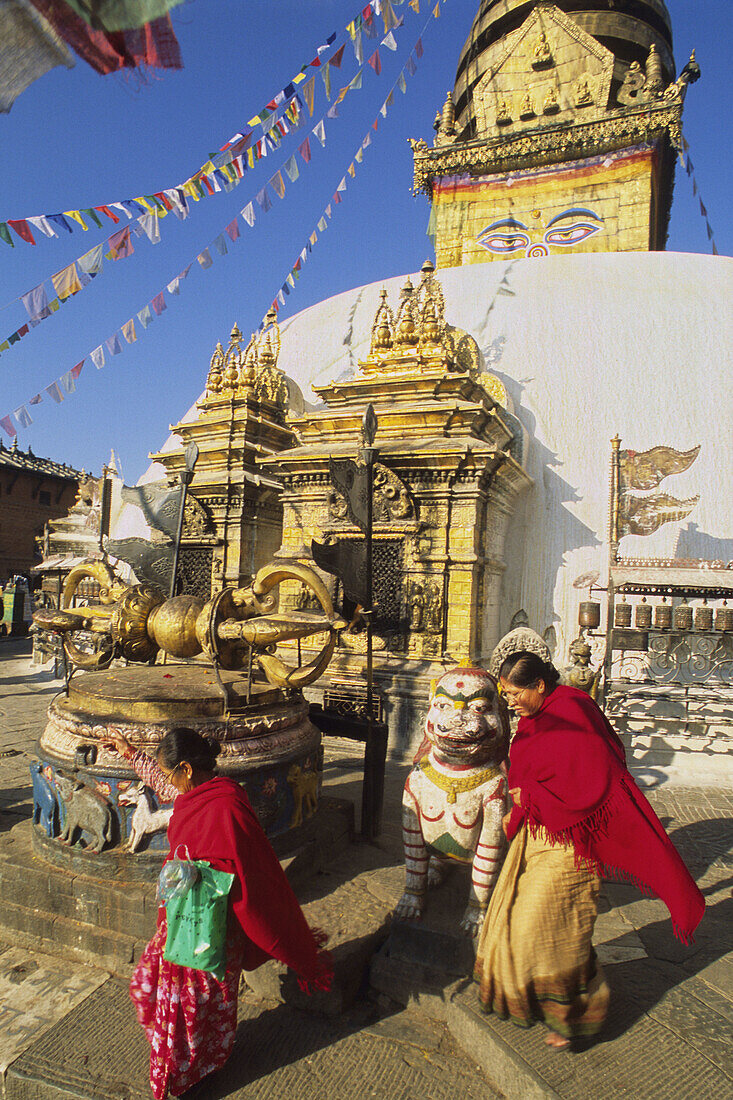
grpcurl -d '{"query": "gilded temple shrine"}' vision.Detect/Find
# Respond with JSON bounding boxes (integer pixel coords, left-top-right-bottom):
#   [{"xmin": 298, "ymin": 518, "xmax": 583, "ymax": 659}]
[
  {"xmin": 261, "ymin": 262, "xmax": 531, "ymax": 751},
  {"xmin": 412, "ymin": 0, "xmax": 699, "ymax": 266},
  {"xmin": 149, "ymin": 314, "xmax": 296, "ymax": 598}
]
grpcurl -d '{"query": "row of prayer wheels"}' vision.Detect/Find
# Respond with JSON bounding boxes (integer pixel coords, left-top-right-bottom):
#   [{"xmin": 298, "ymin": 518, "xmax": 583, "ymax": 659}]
[{"xmin": 613, "ymin": 597, "xmax": 733, "ymax": 632}]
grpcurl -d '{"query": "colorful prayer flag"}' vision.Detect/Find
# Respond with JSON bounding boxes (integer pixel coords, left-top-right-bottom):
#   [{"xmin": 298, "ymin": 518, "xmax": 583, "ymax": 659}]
[
  {"xmin": 213, "ymin": 234, "xmax": 228, "ymax": 256},
  {"xmin": 381, "ymin": 0, "xmax": 399, "ymax": 31},
  {"xmin": 91, "ymin": 346, "xmax": 105, "ymax": 369},
  {"xmin": 398, "ymin": 71, "xmax": 407, "ymax": 93},
  {"xmin": 303, "ymin": 75, "xmax": 316, "ymax": 116},
  {"xmin": 0, "ymin": 415, "xmax": 16, "ymax": 438},
  {"xmin": 52, "ymin": 263, "xmax": 82, "ymax": 301},
  {"xmin": 284, "ymin": 155, "xmax": 300, "ymax": 183},
  {"xmin": 45, "ymin": 382, "xmax": 64, "ymax": 403},
  {"xmin": 151, "ymin": 293, "xmax": 167, "ymax": 315},
  {"xmin": 368, "ymin": 50, "xmax": 381, "ymax": 74},
  {"xmin": 415, "ymin": 36, "xmax": 423, "ymax": 57},
  {"xmin": 63, "ymin": 210, "xmax": 88, "ymax": 231},
  {"xmin": 78, "ymin": 243, "xmax": 104, "ymax": 278},
  {"xmin": 29, "ymin": 393, "xmax": 42, "ymax": 405},
  {"xmin": 107, "ymin": 226, "xmax": 134, "ymax": 260},
  {"xmin": 21, "ymin": 284, "xmax": 50, "ymax": 322},
  {"xmin": 138, "ymin": 212, "xmax": 160, "ymax": 244},
  {"xmin": 95, "ymin": 206, "xmax": 120, "ymax": 223},
  {"xmin": 256, "ymin": 187, "xmax": 272, "ymax": 213},
  {"xmin": 225, "ymin": 218, "xmax": 240, "ymax": 243},
  {"xmin": 317, "ymin": 217, "xmax": 327, "ymax": 232},
  {"xmin": 406, "ymin": 56, "xmax": 416, "ymax": 76},
  {"xmin": 382, "ymin": 30, "xmax": 397, "ymax": 50},
  {"xmin": 48, "ymin": 213, "xmax": 73, "ymax": 234},
  {"xmin": 70, "ymin": 360, "xmax": 84, "ymax": 379},
  {"xmin": 270, "ymin": 171, "xmax": 286, "ymax": 199},
  {"xmin": 242, "ymin": 202, "xmax": 255, "ymax": 227},
  {"xmin": 313, "ymin": 120, "xmax": 326, "ymax": 146},
  {"xmin": 8, "ymin": 219, "xmax": 36, "ymax": 245},
  {"xmin": 121, "ymin": 319, "xmax": 137, "ymax": 344},
  {"xmin": 322, "ymin": 62, "xmax": 332, "ymax": 99},
  {"xmin": 27, "ymin": 215, "xmax": 57, "ymax": 237},
  {"xmin": 60, "ymin": 370, "xmax": 76, "ymax": 394},
  {"xmin": 0, "ymin": 224, "xmax": 13, "ymax": 247}
]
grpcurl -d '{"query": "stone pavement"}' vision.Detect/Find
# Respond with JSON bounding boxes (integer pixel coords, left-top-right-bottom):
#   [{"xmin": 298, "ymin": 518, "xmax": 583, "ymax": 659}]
[{"xmin": 0, "ymin": 637, "xmax": 732, "ymax": 1099}]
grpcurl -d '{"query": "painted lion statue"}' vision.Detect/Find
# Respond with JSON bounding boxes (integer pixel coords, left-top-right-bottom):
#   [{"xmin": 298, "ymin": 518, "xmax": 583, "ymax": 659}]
[{"xmin": 394, "ymin": 665, "xmax": 510, "ymax": 936}]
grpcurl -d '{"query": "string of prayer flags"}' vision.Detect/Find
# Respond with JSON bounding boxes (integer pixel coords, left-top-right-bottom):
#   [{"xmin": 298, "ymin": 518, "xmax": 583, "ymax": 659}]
[
  {"xmin": 0, "ymin": 0, "xmax": 421, "ymax": 250},
  {"xmin": 264, "ymin": 0, "xmax": 436, "ymax": 327},
  {"xmin": 1, "ymin": 0, "xmax": 435, "ymax": 437},
  {"xmin": 679, "ymin": 134, "xmax": 720, "ymax": 256}
]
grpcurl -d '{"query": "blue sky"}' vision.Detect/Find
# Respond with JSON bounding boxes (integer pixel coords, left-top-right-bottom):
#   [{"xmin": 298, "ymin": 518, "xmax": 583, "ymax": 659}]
[{"xmin": 0, "ymin": 0, "xmax": 729, "ymax": 482}]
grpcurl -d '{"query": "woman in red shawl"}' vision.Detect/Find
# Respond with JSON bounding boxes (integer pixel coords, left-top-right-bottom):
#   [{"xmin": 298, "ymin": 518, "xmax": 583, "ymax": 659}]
[
  {"xmin": 106, "ymin": 728, "xmax": 332, "ymax": 1098},
  {"xmin": 474, "ymin": 651, "xmax": 704, "ymax": 1050}
]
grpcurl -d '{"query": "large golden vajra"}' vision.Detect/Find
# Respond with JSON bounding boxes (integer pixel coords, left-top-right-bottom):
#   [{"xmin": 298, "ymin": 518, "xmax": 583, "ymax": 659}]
[{"xmin": 33, "ymin": 560, "xmax": 345, "ymax": 689}]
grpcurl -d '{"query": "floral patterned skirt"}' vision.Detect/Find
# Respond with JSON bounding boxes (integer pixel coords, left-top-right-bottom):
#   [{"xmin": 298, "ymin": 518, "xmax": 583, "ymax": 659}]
[{"xmin": 130, "ymin": 917, "xmax": 241, "ymax": 1099}]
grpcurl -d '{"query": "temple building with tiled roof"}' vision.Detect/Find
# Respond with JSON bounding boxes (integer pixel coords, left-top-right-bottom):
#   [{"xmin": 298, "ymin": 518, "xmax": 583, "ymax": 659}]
[{"xmin": 0, "ymin": 438, "xmax": 82, "ymax": 579}]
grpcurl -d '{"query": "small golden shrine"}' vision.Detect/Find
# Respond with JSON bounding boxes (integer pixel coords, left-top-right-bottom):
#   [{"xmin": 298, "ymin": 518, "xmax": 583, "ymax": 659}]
[
  {"xmin": 412, "ymin": 0, "xmax": 699, "ymax": 266},
  {"xmin": 261, "ymin": 262, "xmax": 531, "ymax": 750},
  {"xmin": 150, "ymin": 313, "xmax": 296, "ymax": 595}
]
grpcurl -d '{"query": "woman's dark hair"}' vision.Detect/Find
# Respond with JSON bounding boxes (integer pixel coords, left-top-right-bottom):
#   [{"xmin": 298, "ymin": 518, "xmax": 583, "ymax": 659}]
[
  {"xmin": 157, "ymin": 727, "xmax": 221, "ymax": 773},
  {"xmin": 498, "ymin": 650, "xmax": 560, "ymax": 690}
]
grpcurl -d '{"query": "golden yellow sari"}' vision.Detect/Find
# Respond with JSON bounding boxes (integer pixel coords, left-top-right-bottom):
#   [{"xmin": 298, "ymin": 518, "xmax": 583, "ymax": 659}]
[{"xmin": 474, "ymin": 823, "xmax": 609, "ymax": 1038}]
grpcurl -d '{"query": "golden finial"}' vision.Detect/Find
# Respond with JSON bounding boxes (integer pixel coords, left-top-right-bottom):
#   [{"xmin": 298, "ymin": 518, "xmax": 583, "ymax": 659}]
[
  {"xmin": 371, "ymin": 288, "xmax": 395, "ymax": 353},
  {"xmin": 223, "ymin": 325, "xmax": 243, "ymax": 391},
  {"xmin": 645, "ymin": 43, "xmax": 663, "ymax": 94},
  {"xmin": 205, "ymin": 340, "xmax": 224, "ymax": 396},
  {"xmin": 440, "ymin": 91, "xmax": 455, "ymax": 134},
  {"xmin": 395, "ymin": 277, "xmax": 419, "ymax": 346}
]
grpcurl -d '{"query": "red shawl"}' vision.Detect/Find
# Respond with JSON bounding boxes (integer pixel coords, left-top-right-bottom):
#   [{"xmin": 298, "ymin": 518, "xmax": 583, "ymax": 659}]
[
  {"xmin": 506, "ymin": 685, "xmax": 704, "ymax": 943},
  {"xmin": 166, "ymin": 776, "xmax": 332, "ymax": 990}
]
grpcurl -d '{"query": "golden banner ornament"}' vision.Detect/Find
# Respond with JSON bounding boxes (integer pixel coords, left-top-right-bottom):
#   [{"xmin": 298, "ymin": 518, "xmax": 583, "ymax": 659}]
[
  {"xmin": 617, "ymin": 491, "xmax": 700, "ymax": 538},
  {"xmin": 619, "ymin": 444, "xmax": 700, "ymax": 492}
]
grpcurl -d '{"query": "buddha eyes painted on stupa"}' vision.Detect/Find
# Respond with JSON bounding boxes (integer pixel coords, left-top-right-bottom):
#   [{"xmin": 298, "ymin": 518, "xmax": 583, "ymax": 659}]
[{"xmin": 476, "ymin": 208, "xmax": 604, "ymax": 257}]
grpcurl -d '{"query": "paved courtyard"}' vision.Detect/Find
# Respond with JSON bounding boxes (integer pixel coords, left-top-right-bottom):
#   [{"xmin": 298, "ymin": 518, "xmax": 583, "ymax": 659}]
[{"xmin": 0, "ymin": 637, "xmax": 731, "ymax": 1099}]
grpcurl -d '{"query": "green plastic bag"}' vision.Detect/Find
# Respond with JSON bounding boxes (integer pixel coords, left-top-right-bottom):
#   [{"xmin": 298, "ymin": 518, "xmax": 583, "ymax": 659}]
[{"xmin": 163, "ymin": 861, "xmax": 235, "ymax": 981}]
